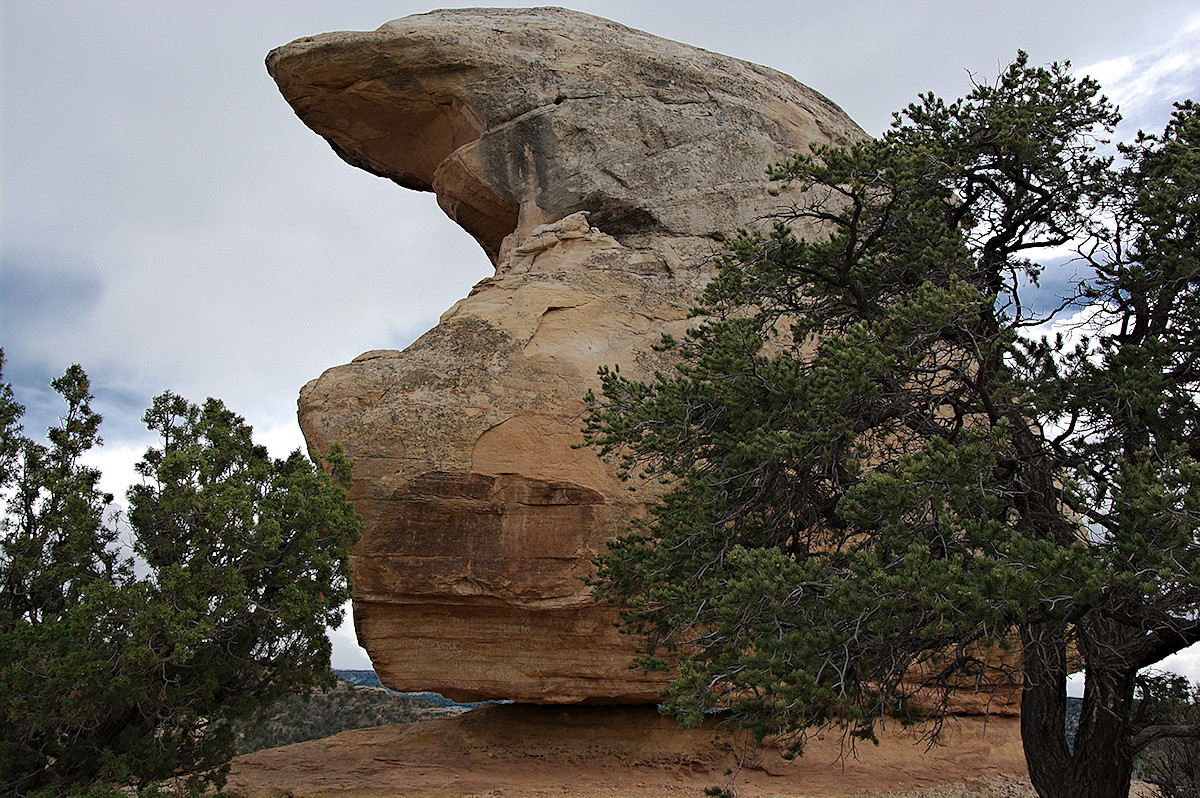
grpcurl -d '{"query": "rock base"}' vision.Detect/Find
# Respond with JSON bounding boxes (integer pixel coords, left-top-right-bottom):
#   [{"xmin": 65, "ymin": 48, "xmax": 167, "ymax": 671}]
[{"xmin": 227, "ymin": 704, "xmax": 1028, "ymax": 798}]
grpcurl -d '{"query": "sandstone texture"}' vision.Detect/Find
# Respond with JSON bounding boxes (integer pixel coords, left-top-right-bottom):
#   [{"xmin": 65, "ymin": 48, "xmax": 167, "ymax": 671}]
[
  {"xmin": 268, "ymin": 7, "xmax": 867, "ymax": 705},
  {"xmin": 227, "ymin": 706, "xmax": 1031, "ymax": 798},
  {"xmin": 267, "ymin": 8, "xmax": 1025, "ymax": 713},
  {"xmin": 267, "ymin": 7, "xmax": 862, "ymax": 266}
]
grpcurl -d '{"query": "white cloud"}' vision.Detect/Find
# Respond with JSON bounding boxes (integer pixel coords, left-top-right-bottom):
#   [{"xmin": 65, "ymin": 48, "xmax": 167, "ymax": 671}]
[
  {"xmin": 81, "ymin": 441, "xmax": 149, "ymax": 507},
  {"xmin": 329, "ymin": 601, "xmax": 373, "ymax": 670},
  {"xmin": 1159, "ymin": 645, "xmax": 1200, "ymax": 685},
  {"xmin": 1080, "ymin": 12, "xmax": 1200, "ymax": 136}
]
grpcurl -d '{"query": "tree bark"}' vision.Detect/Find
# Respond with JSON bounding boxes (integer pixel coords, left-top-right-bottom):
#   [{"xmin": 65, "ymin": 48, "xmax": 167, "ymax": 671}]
[
  {"xmin": 1066, "ymin": 660, "xmax": 1136, "ymax": 798},
  {"xmin": 1020, "ymin": 620, "xmax": 1073, "ymax": 798},
  {"xmin": 1020, "ymin": 619, "xmax": 1137, "ymax": 798}
]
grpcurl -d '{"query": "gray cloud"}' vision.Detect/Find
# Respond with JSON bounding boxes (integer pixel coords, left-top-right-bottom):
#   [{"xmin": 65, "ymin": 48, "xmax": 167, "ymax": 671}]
[{"xmin": 0, "ymin": 254, "xmax": 102, "ymax": 333}]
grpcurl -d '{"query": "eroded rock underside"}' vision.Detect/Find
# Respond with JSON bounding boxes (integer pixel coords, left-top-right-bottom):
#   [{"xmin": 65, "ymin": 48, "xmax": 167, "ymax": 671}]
[
  {"xmin": 269, "ymin": 7, "xmax": 1018, "ymax": 711},
  {"xmin": 227, "ymin": 706, "xmax": 1030, "ymax": 798}
]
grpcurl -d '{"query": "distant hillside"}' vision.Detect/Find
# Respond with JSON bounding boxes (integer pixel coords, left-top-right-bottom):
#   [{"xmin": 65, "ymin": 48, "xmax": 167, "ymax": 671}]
[
  {"xmin": 334, "ymin": 668, "xmax": 385, "ymax": 688},
  {"xmin": 1065, "ymin": 697, "xmax": 1081, "ymax": 749},
  {"xmin": 235, "ymin": 673, "xmax": 451, "ymax": 754},
  {"xmin": 335, "ymin": 669, "xmax": 496, "ymax": 708}
]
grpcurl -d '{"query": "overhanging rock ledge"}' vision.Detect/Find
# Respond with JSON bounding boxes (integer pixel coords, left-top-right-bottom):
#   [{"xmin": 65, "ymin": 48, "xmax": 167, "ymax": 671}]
[{"xmin": 268, "ymin": 7, "xmax": 887, "ymax": 705}]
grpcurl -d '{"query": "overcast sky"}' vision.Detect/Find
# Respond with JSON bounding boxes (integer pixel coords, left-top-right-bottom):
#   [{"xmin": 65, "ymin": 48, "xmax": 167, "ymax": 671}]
[{"xmin": 3, "ymin": 1, "xmax": 1199, "ymax": 674}]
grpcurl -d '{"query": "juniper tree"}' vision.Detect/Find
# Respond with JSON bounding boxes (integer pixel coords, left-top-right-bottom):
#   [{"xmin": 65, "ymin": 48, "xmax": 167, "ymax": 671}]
[
  {"xmin": 0, "ymin": 356, "xmax": 361, "ymax": 796},
  {"xmin": 583, "ymin": 55, "xmax": 1200, "ymax": 798}
]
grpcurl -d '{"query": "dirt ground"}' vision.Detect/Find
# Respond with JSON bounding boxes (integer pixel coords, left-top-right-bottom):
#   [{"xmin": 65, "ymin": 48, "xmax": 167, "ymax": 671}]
[{"xmin": 226, "ymin": 703, "xmax": 1040, "ymax": 798}]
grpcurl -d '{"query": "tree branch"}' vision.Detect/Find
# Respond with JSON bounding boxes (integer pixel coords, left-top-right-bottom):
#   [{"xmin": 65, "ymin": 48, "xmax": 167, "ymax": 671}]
[{"xmin": 1131, "ymin": 723, "xmax": 1200, "ymax": 754}]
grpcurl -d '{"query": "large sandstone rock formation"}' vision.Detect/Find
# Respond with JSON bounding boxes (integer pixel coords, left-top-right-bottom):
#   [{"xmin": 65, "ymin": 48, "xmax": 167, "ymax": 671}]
[{"xmin": 267, "ymin": 8, "xmax": 870, "ymax": 704}]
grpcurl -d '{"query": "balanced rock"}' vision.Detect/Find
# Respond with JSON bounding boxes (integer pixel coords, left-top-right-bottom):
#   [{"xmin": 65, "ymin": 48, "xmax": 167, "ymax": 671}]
[{"xmin": 267, "ymin": 8, "xmax": 868, "ymax": 703}]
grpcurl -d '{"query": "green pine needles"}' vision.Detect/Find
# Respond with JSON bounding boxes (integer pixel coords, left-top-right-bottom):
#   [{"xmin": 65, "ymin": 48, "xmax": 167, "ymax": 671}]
[
  {"xmin": 583, "ymin": 53, "xmax": 1200, "ymax": 798},
  {"xmin": 0, "ymin": 356, "xmax": 361, "ymax": 797}
]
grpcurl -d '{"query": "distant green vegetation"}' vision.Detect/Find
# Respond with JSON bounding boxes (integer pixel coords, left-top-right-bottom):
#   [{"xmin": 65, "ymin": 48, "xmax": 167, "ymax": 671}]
[
  {"xmin": 1065, "ymin": 698, "xmax": 1081, "ymax": 749},
  {"xmin": 334, "ymin": 669, "xmax": 387, "ymax": 688},
  {"xmin": 0, "ymin": 359, "xmax": 361, "ymax": 797},
  {"xmin": 334, "ymin": 670, "xmax": 490, "ymax": 708},
  {"xmin": 235, "ymin": 677, "xmax": 439, "ymax": 754}
]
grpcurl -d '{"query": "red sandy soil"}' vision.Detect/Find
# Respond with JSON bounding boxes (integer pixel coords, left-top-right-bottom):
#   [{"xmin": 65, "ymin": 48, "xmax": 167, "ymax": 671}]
[{"xmin": 226, "ymin": 703, "xmax": 1034, "ymax": 798}]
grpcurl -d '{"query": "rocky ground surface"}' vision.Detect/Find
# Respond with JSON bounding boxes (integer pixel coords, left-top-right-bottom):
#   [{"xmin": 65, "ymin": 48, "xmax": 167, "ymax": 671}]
[{"xmin": 226, "ymin": 704, "xmax": 1042, "ymax": 798}]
